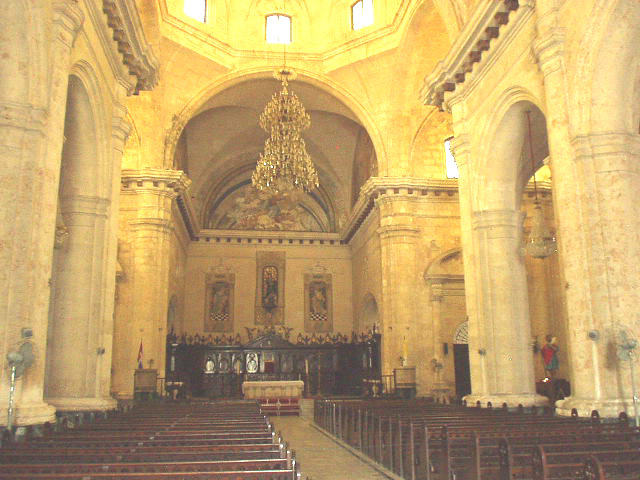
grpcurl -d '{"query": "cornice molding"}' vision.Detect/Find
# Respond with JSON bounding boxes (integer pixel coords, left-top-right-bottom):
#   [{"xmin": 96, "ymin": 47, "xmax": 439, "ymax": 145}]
[
  {"xmin": 342, "ymin": 177, "xmax": 460, "ymax": 243},
  {"xmin": 419, "ymin": 0, "xmax": 521, "ymax": 110},
  {"xmin": 102, "ymin": 0, "xmax": 159, "ymax": 93},
  {"xmin": 121, "ymin": 168, "xmax": 191, "ymax": 194},
  {"xmin": 84, "ymin": 0, "xmax": 158, "ymax": 95}
]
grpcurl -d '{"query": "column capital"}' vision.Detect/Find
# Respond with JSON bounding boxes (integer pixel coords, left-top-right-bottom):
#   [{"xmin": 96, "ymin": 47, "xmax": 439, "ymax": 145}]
[
  {"xmin": 121, "ymin": 168, "xmax": 191, "ymax": 198},
  {"xmin": 572, "ymin": 132, "xmax": 640, "ymax": 174}
]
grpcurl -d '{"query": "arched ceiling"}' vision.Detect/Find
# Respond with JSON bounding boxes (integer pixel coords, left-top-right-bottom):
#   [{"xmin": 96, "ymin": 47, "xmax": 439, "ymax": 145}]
[{"xmin": 179, "ymin": 77, "xmax": 372, "ymax": 231}]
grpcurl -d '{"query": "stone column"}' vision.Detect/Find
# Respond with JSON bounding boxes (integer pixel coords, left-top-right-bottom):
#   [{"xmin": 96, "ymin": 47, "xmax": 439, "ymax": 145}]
[
  {"xmin": 463, "ymin": 209, "xmax": 547, "ymax": 407},
  {"xmin": 112, "ymin": 169, "xmax": 190, "ymax": 398},
  {"xmin": 45, "ymin": 196, "xmax": 117, "ymax": 411},
  {"xmin": 0, "ymin": 1, "xmax": 83, "ymax": 426},
  {"xmin": 535, "ymin": 9, "xmax": 640, "ymax": 417},
  {"xmin": 426, "ymin": 283, "xmax": 450, "ymax": 399},
  {"xmin": 376, "ymin": 192, "xmax": 420, "ymax": 380}
]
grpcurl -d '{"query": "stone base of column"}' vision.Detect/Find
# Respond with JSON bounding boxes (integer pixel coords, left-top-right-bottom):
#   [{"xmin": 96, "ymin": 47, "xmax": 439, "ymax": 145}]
[
  {"xmin": 463, "ymin": 393, "xmax": 549, "ymax": 409},
  {"xmin": 45, "ymin": 396, "xmax": 117, "ymax": 412},
  {"xmin": 0, "ymin": 401, "xmax": 56, "ymax": 427},
  {"xmin": 555, "ymin": 396, "xmax": 637, "ymax": 419}
]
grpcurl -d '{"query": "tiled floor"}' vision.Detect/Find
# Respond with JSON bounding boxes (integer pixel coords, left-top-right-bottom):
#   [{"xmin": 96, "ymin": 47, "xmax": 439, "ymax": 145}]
[{"xmin": 270, "ymin": 415, "xmax": 392, "ymax": 480}]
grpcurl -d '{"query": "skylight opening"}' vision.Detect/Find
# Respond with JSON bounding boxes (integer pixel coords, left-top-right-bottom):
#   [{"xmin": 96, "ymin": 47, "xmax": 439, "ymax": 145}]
[
  {"xmin": 352, "ymin": 0, "xmax": 374, "ymax": 31},
  {"xmin": 184, "ymin": 0, "xmax": 206, "ymax": 23},
  {"xmin": 266, "ymin": 14, "xmax": 291, "ymax": 44},
  {"xmin": 445, "ymin": 138, "xmax": 459, "ymax": 179}
]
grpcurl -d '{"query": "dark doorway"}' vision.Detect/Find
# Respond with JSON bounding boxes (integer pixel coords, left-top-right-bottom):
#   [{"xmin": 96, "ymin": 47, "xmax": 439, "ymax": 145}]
[{"xmin": 453, "ymin": 344, "xmax": 471, "ymax": 397}]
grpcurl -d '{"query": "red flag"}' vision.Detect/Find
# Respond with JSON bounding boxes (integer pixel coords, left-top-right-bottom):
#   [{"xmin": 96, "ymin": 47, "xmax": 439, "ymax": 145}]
[{"xmin": 137, "ymin": 340, "xmax": 143, "ymax": 369}]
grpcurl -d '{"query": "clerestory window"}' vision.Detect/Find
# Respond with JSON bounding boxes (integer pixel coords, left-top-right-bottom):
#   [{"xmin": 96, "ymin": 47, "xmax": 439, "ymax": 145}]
[
  {"xmin": 184, "ymin": 0, "xmax": 207, "ymax": 23},
  {"xmin": 352, "ymin": 0, "xmax": 374, "ymax": 30},
  {"xmin": 266, "ymin": 14, "xmax": 291, "ymax": 44}
]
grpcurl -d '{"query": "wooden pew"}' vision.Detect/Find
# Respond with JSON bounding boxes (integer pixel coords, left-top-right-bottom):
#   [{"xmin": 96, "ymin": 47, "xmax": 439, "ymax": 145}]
[
  {"xmin": 0, "ymin": 402, "xmax": 303, "ymax": 480},
  {"xmin": 314, "ymin": 398, "xmax": 639, "ymax": 480}
]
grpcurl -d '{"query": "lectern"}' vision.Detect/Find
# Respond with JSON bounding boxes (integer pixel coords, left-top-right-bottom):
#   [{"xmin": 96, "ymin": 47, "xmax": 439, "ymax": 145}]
[{"xmin": 134, "ymin": 369, "xmax": 157, "ymax": 400}]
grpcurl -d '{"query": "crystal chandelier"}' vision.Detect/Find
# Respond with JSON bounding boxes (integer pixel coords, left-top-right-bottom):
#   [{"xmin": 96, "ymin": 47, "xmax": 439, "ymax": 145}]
[
  {"xmin": 252, "ymin": 69, "xmax": 319, "ymax": 194},
  {"xmin": 524, "ymin": 110, "xmax": 557, "ymax": 258}
]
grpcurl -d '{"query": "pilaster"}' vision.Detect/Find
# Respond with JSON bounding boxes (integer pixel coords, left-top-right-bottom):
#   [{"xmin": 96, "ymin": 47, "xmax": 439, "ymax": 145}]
[
  {"xmin": 113, "ymin": 169, "xmax": 190, "ymax": 398},
  {"xmin": 375, "ymin": 193, "xmax": 421, "ymax": 379}
]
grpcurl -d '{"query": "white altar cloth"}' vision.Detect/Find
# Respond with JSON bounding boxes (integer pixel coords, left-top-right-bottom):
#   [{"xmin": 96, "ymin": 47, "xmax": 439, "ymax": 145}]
[{"xmin": 242, "ymin": 380, "xmax": 304, "ymax": 399}]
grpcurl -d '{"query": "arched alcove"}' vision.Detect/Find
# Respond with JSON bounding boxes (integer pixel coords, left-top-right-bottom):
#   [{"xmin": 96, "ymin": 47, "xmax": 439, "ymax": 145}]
[
  {"xmin": 359, "ymin": 293, "xmax": 379, "ymax": 333},
  {"xmin": 44, "ymin": 74, "xmax": 114, "ymax": 410}
]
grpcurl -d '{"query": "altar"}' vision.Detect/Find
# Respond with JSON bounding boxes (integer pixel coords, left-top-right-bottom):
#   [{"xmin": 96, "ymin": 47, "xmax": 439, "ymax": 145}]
[{"xmin": 242, "ymin": 380, "xmax": 304, "ymax": 400}]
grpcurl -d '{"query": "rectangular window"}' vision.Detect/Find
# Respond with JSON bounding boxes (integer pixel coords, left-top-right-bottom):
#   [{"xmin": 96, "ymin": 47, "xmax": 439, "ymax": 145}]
[
  {"xmin": 445, "ymin": 138, "xmax": 459, "ymax": 179},
  {"xmin": 266, "ymin": 14, "xmax": 291, "ymax": 44},
  {"xmin": 184, "ymin": 0, "xmax": 206, "ymax": 23},
  {"xmin": 352, "ymin": 0, "xmax": 374, "ymax": 30}
]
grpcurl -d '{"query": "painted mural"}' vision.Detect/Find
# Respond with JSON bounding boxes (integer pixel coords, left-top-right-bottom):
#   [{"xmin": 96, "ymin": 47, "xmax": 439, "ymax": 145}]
[{"xmin": 208, "ymin": 185, "xmax": 325, "ymax": 232}]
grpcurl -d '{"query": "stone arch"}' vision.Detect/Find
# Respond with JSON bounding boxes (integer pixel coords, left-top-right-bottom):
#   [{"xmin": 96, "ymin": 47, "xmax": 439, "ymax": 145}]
[
  {"xmin": 163, "ymin": 68, "xmax": 385, "ymax": 177},
  {"xmin": 473, "ymin": 89, "xmax": 549, "ymax": 212}
]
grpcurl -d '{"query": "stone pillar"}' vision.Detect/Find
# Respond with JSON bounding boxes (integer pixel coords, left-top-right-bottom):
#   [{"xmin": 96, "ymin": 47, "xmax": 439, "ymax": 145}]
[
  {"xmin": 112, "ymin": 169, "xmax": 190, "ymax": 398},
  {"xmin": 45, "ymin": 195, "xmax": 117, "ymax": 411},
  {"xmin": 449, "ymin": 134, "xmax": 485, "ymax": 397},
  {"xmin": 376, "ymin": 192, "xmax": 420, "ymax": 380},
  {"xmin": 427, "ymin": 283, "xmax": 450, "ymax": 398},
  {"xmin": 0, "ymin": 1, "xmax": 83, "ymax": 426},
  {"xmin": 463, "ymin": 209, "xmax": 547, "ymax": 408},
  {"xmin": 535, "ymin": 10, "xmax": 640, "ymax": 417}
]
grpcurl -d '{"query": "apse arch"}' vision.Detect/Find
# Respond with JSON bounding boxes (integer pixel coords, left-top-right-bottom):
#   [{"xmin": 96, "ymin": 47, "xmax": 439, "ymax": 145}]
[{"xmin": 164, "ymin": 67, "xmax": 385, "ymax": 176}]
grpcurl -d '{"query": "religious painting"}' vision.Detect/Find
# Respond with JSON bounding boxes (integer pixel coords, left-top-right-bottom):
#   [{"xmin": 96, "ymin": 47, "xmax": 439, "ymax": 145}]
[
  {"xmin": 304, "ymin": 273, "xmax": 333, "ymax": 333},
  {"xmin": 207, "ymin": 184, "xmax": 327, "ymax": 232},
  {"xmin": 262, "ymin": 266, "xmax": 278, "ymax": 309},
  {"xmin": 204, "ymin": 272, "xmax": 234, "ymax": 332},
  {"xmin": 255, "ymin": 252, "xmax": 285, "ymax": 325}
]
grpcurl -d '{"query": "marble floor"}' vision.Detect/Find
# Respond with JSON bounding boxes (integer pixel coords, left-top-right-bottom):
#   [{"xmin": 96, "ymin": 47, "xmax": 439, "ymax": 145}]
[{"xmin": 270, "ymin": 413, "xmax": 395, "ymax": 480}]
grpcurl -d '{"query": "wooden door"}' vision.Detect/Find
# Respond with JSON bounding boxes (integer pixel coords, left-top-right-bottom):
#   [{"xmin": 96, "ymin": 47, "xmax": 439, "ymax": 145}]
[{"xmin": 453, "ymin": 344, "xmax": 471, "ymax": 397}]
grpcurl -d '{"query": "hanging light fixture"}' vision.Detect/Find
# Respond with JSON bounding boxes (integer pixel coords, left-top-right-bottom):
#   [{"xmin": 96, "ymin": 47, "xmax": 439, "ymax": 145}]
[
  {"xmin": 252, "ymin": 6, "xmax": 318, "ymax": 195},
  {"xmin": 524, "ymin": 110, "xmax": 557, "ymax": 258}
]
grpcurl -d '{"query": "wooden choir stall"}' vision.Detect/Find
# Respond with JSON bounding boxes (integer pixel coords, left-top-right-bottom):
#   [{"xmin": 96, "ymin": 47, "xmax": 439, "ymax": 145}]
[{"xmin": 165, "ymin": 330, "xmax": 381, "ymax": 400}]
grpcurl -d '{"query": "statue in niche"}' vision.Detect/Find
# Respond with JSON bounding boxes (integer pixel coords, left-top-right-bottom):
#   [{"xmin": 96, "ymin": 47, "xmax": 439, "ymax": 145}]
[
  {"xmin": 262, "ymin": 266, "xmax": 278, "ymax": 310},
  {"xmin": 309, "ymin": 281, "xmax": 328, "ymax": 321}
]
